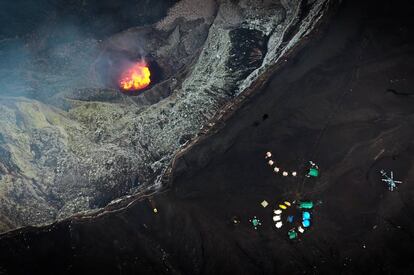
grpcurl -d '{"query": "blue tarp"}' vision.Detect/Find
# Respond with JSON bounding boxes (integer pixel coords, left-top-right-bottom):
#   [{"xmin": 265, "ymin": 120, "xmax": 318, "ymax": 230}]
[
  {"xmin": 302, "ymin": 211, "xmax": 311, "ymax": 220},
  {"xmin": 302, "ymin": 219, "xmax": 311, "ymax": 228}
]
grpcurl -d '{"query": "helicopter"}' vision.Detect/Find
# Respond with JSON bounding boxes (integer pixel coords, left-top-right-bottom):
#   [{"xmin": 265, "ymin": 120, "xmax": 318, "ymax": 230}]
[{"xmin": 380, "ymin": 170, "xmax": 402, "ymax": 191}]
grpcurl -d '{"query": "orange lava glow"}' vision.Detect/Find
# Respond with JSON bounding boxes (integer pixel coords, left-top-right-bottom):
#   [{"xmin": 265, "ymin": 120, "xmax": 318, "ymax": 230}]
[{"xmin": 119, "ymin": 61, "xmax": 151, "ymax": 91}]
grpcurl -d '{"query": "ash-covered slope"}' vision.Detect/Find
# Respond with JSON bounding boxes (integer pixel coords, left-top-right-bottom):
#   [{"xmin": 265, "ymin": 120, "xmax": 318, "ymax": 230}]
[{"xmin": 0, "ymin": 0, "xmax": 331, "ymax": 232}]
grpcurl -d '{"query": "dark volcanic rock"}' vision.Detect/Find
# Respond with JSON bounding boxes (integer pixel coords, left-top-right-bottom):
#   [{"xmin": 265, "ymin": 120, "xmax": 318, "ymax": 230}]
[{"xmin": 0, "ymin": 0, "xmax": 413, "ymax": 274}]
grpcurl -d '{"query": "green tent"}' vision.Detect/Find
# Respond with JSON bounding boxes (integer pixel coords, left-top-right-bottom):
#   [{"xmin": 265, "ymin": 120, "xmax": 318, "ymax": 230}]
[
  {"xmin": 288, "ymin": 230, "xmax": 297, "ymax": 239},
  {"xmin": 308, "ymin": 168, "xmax": 319, "ymax": 177},
  {"xmin": 299, "ymin": 201, "xmax": 314, "ymax": 209}
]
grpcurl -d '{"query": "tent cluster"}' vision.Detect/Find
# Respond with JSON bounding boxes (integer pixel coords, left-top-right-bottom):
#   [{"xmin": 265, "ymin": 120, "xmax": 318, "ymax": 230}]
[
  {"xmin": 272, "ymin": 201, "xmax": 292, "ymax": 228},
  {"xmin": 247, "ymin": 199, "xmax": 315, "ymax": 240},
  {"xmin": 265, "ymin": 152, "xmax": 298, "ymax": 177},
  {"xmin": 265, "ymin": 152, "xmax": 320, "ymax": 178},
  {"xmin": 258, "ymin": 151, "xmax": 318, "ymax": 239},
  {"xmin": 271, "ymin": 200, "xmax": 314, "ymax": 239}
]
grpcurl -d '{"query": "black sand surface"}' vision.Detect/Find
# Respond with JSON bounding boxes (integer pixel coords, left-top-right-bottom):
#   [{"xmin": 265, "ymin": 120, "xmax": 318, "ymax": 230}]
[{"xmin": 1, "ymin": 0, "xmax": 414, "ymax": 274}]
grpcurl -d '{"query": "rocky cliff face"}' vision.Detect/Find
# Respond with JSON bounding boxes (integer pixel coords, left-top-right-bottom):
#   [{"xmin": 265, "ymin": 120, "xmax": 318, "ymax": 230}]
[{"xmin": 0, "ymin": 0, "xmax": 331, "ymax": 232}]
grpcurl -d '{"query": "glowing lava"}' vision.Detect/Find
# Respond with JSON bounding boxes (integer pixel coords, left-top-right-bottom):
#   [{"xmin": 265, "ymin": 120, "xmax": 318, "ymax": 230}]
[{"xmin": 119, "ymin": 61, "xmax": 151, "ymax": 91}]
